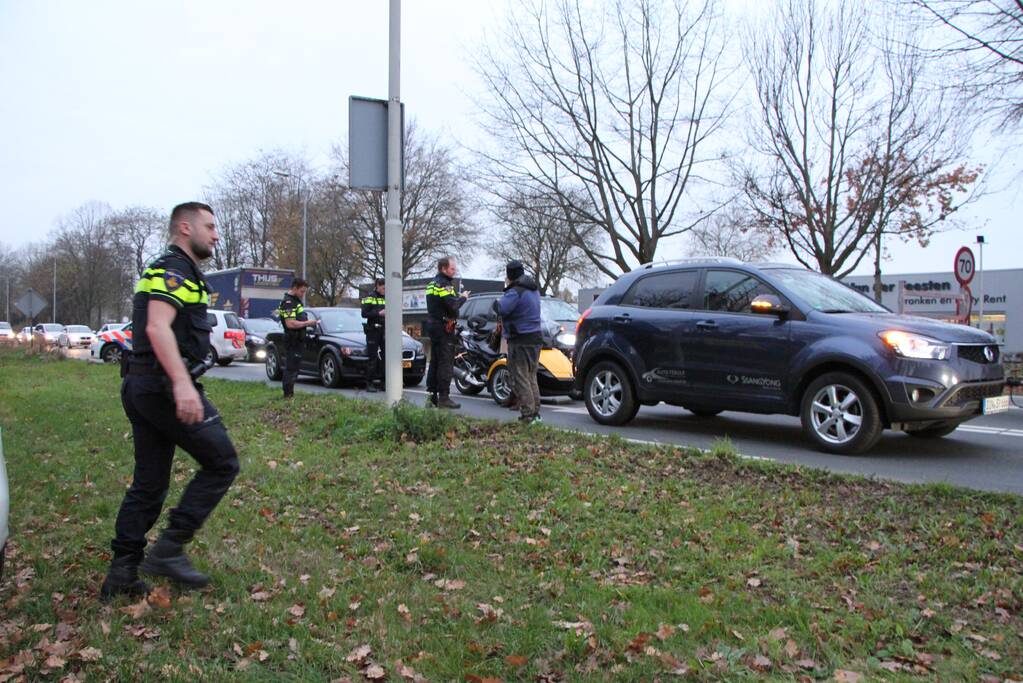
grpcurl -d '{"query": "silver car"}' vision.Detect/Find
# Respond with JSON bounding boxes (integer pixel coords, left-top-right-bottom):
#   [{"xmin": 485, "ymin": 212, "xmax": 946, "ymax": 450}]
[
  {"xmin": 59, "ymin": 324, "xmax": 95, "ymax": 348},
  {"xmin": 0, "ymin": 428, "xmax": 9, "ymax": 578},
  {"xmin": 0, "ymin": 322, "xmax": 13, "ymax": 344}
]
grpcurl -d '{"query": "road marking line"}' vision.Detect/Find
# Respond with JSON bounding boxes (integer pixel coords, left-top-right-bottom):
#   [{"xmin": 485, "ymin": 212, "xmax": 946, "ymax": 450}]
[{"xmin": 624, "ymin": 437, "xmax": 770, "ymax": 461}]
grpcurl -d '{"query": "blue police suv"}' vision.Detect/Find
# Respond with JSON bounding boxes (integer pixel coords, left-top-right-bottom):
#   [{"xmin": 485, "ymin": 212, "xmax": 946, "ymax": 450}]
[{"xmin": 574, "ymin": 259, "xmax": 1006, "ymax": 454}]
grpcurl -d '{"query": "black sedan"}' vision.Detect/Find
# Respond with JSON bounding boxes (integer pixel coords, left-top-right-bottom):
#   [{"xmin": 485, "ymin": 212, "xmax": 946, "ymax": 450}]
[
  {"xmin": 264, "ymin": 307, "xmax": 426, "ymax": 388},
  {"xmin": 240, "ymin": 317, "xmax": 280, "ymax": 363}
]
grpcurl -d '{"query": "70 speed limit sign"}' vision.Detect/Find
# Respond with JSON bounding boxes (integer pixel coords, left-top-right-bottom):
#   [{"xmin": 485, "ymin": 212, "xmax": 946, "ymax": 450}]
[{"xmin": 954, "ymin": 246, "xmax": 975, "ymax": 286}]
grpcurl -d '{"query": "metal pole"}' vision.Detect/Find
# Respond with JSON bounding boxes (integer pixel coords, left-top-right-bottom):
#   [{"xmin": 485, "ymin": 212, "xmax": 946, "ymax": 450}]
[
  {"xmin": 52, "ymin": 259, "xmax": 56, "ymax": 324},
  {"xmin": 384, "ymin": 0, "xmax": 403, "ymax": 405},
  {"xmin": 301, "ymin": 179, "xmax": 308, "ymax": 283},
  {"xmin": 977, "ymin": 237, "xmax": 985, "ymax": 331}
]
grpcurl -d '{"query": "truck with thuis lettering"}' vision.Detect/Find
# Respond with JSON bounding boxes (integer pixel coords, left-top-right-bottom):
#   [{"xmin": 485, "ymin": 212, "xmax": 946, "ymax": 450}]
[{"xmin": 204, "ymin": 268, "xmax": 294, "ymax": 319}]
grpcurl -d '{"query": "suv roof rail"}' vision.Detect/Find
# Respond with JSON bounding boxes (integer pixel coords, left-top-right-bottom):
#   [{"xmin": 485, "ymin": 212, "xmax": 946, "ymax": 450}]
[{"xmin": 638, "ymin": 257, "xmax": 744, "ymax": 270}]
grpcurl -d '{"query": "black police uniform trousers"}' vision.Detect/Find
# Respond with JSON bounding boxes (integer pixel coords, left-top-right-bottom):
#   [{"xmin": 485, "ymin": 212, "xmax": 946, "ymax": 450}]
[
  {"xmin": 282, "ymin": 337, "xmax": 304, "ymax": 397},
  {"xmin": 111, "ymin": 374, "xmax": 239, "ymax": 561},
  {"xmin": 425, "ymin": 320, "xmax": 455, "ymax": 397},
  {"xmin": 365, "ymin": 328, "xmax": 384, "ymax": 385}
]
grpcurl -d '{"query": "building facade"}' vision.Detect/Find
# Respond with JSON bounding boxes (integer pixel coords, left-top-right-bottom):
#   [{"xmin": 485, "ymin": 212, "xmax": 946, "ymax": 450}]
[{"xmin": 843, "ymin": 268, "xmax": 1020, "ymax": 356}]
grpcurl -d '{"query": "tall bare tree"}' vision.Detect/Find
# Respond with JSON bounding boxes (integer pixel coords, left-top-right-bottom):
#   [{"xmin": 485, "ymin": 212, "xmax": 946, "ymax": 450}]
[
  {"xmin": 110, "ymin": 205, "xmax": 166, "ymax": 277},
  {"xmin": 305, "ymin": 177, "xmax": 363, "ymax": 305},
  {"xmin": 474, "ymin": 0, "xmax": 731, "ymax": 277},
  {"xmin": 488, "ymin": 187, "xmax": 599, "ymax": 294},
  {"xmin": 51, "ymin": 202, "xmax": 127, "ymax": 326},
  {"xmin": 688, "ymin": 202, "xmax": 777, "ymax": 262},
  {"xmin": 903, "ymin": 0, "xmax": 1023, "ymax": 129},
  {"xmin": 740, "ymin": 0, "xmax": 979, "ymax": 280},
  {"xmin": 333, "ymin": 123, "xmax": 478, "ymax": 278}
]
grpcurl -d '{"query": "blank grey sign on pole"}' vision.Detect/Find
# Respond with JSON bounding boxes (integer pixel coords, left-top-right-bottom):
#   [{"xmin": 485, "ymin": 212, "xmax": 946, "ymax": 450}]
[{"xmin": 349, "ymin": 96, "xmax": 404, "ymax": 191}]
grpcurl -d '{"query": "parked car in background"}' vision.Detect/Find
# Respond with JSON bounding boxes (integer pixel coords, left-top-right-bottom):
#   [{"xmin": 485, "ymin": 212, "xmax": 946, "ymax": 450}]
[
  {"xmin": 16, "ymin": 327, "xmax": 31, "ymax": 344},
  {"xmin": 264, "ymin": 307, "xmax": 426, "ymax": 388},
  {"xmin": 0, "ymin": 427, "xmax": 8, "ymax": 579},
  {"xmin": 33, "ymin": 323, "xmax": 64, "ymax": 348},
  {"xmin": 91, "ymin": 323, "xmax": 133, "ymax": 363},
  {"xmin": 574, "ymin": 259, "xmax": 1006, "ymax": 455},
  {"xmin": 58, "ymin": 324, "xmax": 95, "ymax": 348},
  {"xmin": 0, "ymin": 322, "xmax": 13, "ymax": 344},
  {"xmin": 457, "ymin": 293, "xmax": 579, "ymax": 358},
  {"xmin": 240, "ymin": 317, "xmax": 280, "ymax": 362},
  {"xmin": 205, "ymin": 309, "xmax": 248, "ymax": 366}
]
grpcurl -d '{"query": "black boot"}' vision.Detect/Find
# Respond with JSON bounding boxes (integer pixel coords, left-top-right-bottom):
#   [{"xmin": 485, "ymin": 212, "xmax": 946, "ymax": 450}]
[
  {"xmin": 365, "ymin": 383, "xmax": 379, "ymax": 393},
  {"xmin": 428, "ymin": 393, "xmax": 438, "ymax": 407},
  {"xmin": 100, "ymin": 555, "xmax": 150, "ymax": 603},
  {"xmin": 139, "ymin": 533, "xmax": 210, "ymax": 588},
  {"xmin": 437, "ymin": 395, "xmax": 461, "ymax": 409}
]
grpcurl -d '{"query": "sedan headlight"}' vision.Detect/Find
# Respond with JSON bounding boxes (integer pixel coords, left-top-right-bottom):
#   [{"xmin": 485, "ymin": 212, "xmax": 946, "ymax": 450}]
[
  {"xmin": 879, "ymin": 331, "xmax": 951, "ymax": 360},
  {"xmin": 556, "ymin": 332, "xmax": 577, "ymax": 347},
  {"xmin": 249, "ymin": 335, "xmax": 266, "ymax": 345}
]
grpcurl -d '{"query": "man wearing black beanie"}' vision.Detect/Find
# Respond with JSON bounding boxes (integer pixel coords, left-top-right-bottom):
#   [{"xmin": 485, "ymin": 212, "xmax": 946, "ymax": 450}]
[{"xmin": 494, "ymin": 260, "xmax": 543, "ymax": 423}]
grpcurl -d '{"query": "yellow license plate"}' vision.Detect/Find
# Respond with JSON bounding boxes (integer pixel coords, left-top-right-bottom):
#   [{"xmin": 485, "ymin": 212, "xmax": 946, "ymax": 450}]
[{"xmin": 402, "ymin": 360, "xmax": 412, "ymax": 369}]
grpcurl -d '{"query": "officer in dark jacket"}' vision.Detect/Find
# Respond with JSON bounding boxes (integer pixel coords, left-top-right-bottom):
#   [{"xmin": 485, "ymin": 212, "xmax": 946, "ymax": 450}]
[
  {"xmin": 276, "ymin": 278, "xmax": 317, "ymax": 398},
  {"xmin": 361, "ymin": 278, "xmax": 386, "ymax": 392},
  {"xmin": 101, "ymin": 202, "xmax": 240, "ymax": 601},
  {"xmin": 425, "ymin": 256, "xmax": 470, "ymax": 408},
  {"xmin": 495, "ymin": 260, "xmax": 544, "ymax": 422}
]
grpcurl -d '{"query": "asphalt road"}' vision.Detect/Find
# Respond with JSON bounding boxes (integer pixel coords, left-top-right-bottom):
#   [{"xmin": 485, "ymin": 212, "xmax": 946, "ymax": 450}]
[{"xmin": 186, "ymin": 360, "xmax": 1023, "ymax": 496}]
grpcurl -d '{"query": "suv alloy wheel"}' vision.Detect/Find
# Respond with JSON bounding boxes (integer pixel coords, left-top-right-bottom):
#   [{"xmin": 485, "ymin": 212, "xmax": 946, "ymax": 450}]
[
  {"xmin": 800, "ymin": 372, "xmax": 883, "ymax": 454},
  {"xmin": 584, "ymin": 360, "xmax": 639, "ymax": 425}
]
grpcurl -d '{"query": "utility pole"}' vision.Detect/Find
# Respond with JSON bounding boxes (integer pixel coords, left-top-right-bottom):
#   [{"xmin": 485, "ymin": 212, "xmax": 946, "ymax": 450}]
[
  {"xmin": 384, "ymin": 0, "xmax": 403, "ymax": 405},
  {"xmin": 976, "ymin": 235, "xmax": 985, "ymax": 331},
  {"xmin": 274, "ymin": 171, "xmax": 308, "ymax": 300},
  {"xmin": 52, "ymin": 259, "xmax": 57, "ymax": 324}
]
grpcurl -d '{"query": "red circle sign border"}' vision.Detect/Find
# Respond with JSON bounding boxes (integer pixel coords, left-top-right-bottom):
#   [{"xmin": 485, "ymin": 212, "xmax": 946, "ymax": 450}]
[{"xmin": 954, "ymin": 246, "xmax": 975, "ymax": 286}]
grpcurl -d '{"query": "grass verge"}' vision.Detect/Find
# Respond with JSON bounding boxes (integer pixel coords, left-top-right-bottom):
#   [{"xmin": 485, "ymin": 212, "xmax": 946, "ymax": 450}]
[{"xmin": 0, "ymin": 350, "xmax": 1021, "ymax": 681}]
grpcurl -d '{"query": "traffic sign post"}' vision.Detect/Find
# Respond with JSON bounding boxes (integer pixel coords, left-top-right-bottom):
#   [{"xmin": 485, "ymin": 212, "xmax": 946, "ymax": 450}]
[
  {"xmin": 956, "ymin": 284, "xmax": 973, "ymax": 325},
  {"xmin": 954, "ymin": 246, "xmax": 975, "ymax": 286},
  {"xmin": 14, "ymin": 288, "xmax": 47, "ymax": 350}
]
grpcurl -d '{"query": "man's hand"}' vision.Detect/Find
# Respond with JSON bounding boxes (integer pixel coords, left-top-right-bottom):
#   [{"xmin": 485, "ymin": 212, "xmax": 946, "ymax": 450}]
[
  {"xmin": 462, "ymin": 289, "xmax": 472, "ymax": 298},
  {"xmin": 173, "ymin": 379, "xmax": 204, "ymax": 424}
]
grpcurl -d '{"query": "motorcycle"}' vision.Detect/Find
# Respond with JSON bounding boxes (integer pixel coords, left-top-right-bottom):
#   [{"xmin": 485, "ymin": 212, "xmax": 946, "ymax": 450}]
[
  {"xmin": 453, "ymin": 318, "xmax": 501, "ymax": 396},
  {"xmin": 453, "ymin": 316, "xmax": 576, "ymax": 406}
]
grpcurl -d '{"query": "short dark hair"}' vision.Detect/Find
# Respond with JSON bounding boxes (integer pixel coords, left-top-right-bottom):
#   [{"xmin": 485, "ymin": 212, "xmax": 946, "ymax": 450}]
[
  {"xmin": 291, "ymin": 278, "xmax": 310, "ymax": 289},
  {"xmin": 437, "ymin": 256, "xmax": 454, "ymax": 271},
  {"xmin": 374, "ymin": 277, "xmax": 385, "ymax": 287},
  {"xmin": 169, "ymin": 202, "xmax": 214, "ymax": 234}
]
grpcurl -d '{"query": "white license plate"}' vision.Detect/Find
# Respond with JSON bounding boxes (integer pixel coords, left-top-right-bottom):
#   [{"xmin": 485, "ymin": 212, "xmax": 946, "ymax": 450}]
[
  {"xmin": 402, "ymin": 360, "xmax": 412, "ymax": 369},
  {"xmin": 983, "ymin": 395, "xmax": 1009, "ymax": 415}
]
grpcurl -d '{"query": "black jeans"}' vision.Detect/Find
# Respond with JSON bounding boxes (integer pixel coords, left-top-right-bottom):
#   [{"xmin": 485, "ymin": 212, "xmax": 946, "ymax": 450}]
[
  {"xmin": 282, "ymin": 341, "xmax": 304, "ymax": 397},
  {"xmin": 365, "ymin": 330, "xmax": 384, "ymax": 384},
  {"xmin": 509, "ymin": 340, "xmax": 541, "ymax": 417},
  {"xmin": 426, "ymin": 321, "xmax": 455, "ymax": 396},
  {"xmin": 111, "ymin": 375, "xmax": 240, "ymax": 561}
]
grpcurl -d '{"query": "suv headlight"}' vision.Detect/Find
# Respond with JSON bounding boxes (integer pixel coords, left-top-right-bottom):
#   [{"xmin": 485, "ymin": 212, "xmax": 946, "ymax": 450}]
[
  {"xmin": 556, "ymin": 332, "xmax": 577, "ymax": 347},
  {"xmin": 879, "ymin": 331, "xmax": 951, "ymax": 360}
]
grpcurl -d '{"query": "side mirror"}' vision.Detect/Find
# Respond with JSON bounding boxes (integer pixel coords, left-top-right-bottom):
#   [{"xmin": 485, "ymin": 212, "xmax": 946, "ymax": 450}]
[{"xmin": 751, "ymin": 294, "xmax": 790, "ymax": 317}]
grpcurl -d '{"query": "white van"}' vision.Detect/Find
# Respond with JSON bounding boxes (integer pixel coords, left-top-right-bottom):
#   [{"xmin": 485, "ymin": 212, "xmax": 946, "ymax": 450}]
[{"xmin": 205, "ymin": 309, "xmax": 248, "ymax": 366}]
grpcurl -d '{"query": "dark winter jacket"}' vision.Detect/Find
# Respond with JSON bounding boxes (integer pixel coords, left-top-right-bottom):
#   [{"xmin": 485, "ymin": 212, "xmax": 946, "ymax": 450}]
[{"xmin": 494, "ymin": 274, "xmax": 542, "ymax": 340}]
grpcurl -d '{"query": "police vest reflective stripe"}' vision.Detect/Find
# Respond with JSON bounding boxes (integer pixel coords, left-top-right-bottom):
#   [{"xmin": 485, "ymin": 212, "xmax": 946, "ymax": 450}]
[
  {"xmin": 135, "ymin": 267, "xmax": 208, "ymax": 306},
  {"xmin": 362, "ymin": 296, "xmax": 386, "ymax": 305},
  {"xmin": 277, "ymin": 303, "xmax": 304, "ymax": 320},
  {"xmin": 425, "ymin": 282, "xmax": 455, "ymax": 297}
]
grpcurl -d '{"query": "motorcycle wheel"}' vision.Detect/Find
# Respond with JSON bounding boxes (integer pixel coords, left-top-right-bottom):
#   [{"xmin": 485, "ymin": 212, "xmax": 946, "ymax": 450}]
[{"xmin": 454, "ymin": 359, "xmax": 485, "ymax": 395}]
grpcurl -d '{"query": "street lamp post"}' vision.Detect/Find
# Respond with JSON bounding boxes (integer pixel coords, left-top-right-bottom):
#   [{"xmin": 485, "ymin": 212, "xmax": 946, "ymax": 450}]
[
  {"xmin": 384, "ymin": 0, "xmax": 403, "ymax": 405},
  {"xmin": 274, "ymin": 171, "xmax": 308, "ymax": 293},
  {"xmin": 976, "ymin": 235, "xmax": 985, "ymax": 331}
]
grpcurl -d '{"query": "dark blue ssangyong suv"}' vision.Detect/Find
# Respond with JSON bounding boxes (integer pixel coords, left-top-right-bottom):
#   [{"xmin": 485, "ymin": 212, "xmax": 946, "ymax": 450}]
[{"xmin": 573, "ymin": 260, "xmax": 1006, "ymax": 454}]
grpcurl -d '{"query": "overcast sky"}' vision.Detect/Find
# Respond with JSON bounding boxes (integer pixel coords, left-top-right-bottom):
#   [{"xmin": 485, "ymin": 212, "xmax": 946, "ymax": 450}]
[{"xmin": 0, "ymin": 0, "xmax": 1019, "ymax": 282}]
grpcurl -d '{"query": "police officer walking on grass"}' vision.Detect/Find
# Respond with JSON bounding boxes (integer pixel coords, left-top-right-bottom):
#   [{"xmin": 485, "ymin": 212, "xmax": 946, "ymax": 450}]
[
  {"xmin": 276, "ymin": 278, "xmax": 317, "ymax": 398},
  {"xmin": 101, "ymin": 202, "xmax": 240, "ymax": 601},
  {"xmin": 425, "ymin": 256, "xmax": 469, "ymax": 408},
  {"xmin": 361, "ymin": 277, "xmax": 387, "ymax": 392}
]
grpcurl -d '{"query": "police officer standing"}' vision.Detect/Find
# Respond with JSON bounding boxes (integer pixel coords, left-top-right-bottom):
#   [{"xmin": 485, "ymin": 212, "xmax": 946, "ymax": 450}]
[
  {"xmin": 276, "ymin": 278, "xmax": 317, "ymax": 398},
  {"xmin": 101, "ymin": 202, "xmax": 240, "ymax": 601},
  {"xmin": 425, "ymin": 256, "xmax": 469, "ymax": 408},
  {"xmin": 361, "ymin": 277, "xmax": 386, "ymax": 392}
]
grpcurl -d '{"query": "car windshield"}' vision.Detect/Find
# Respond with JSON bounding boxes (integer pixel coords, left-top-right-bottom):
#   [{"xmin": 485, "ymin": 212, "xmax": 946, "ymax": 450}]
[
  {"xmin": 42, "ymin": 324, "xmax": 63, "ymax": 332},
  {"xmin": 769, "ymin": 269, "xmax": 888, "ymax": 313},
  {"xmin": 541, "ymin": 298, "xmax": 579, "ymax": 321},
  {"xmin": 0, "ymin": 323, "xmax": 11, "ymax": 330},
  {"xmin": 244, "ymin": 318, "xmax": 280, "ymax": 334},
  {"xmin": 66, "ymin": 325, "xmax": 91, "ymax": 333},
  {"xmin": 316, "ymin": 309, "xmax": 364, "ymax": 334}
]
